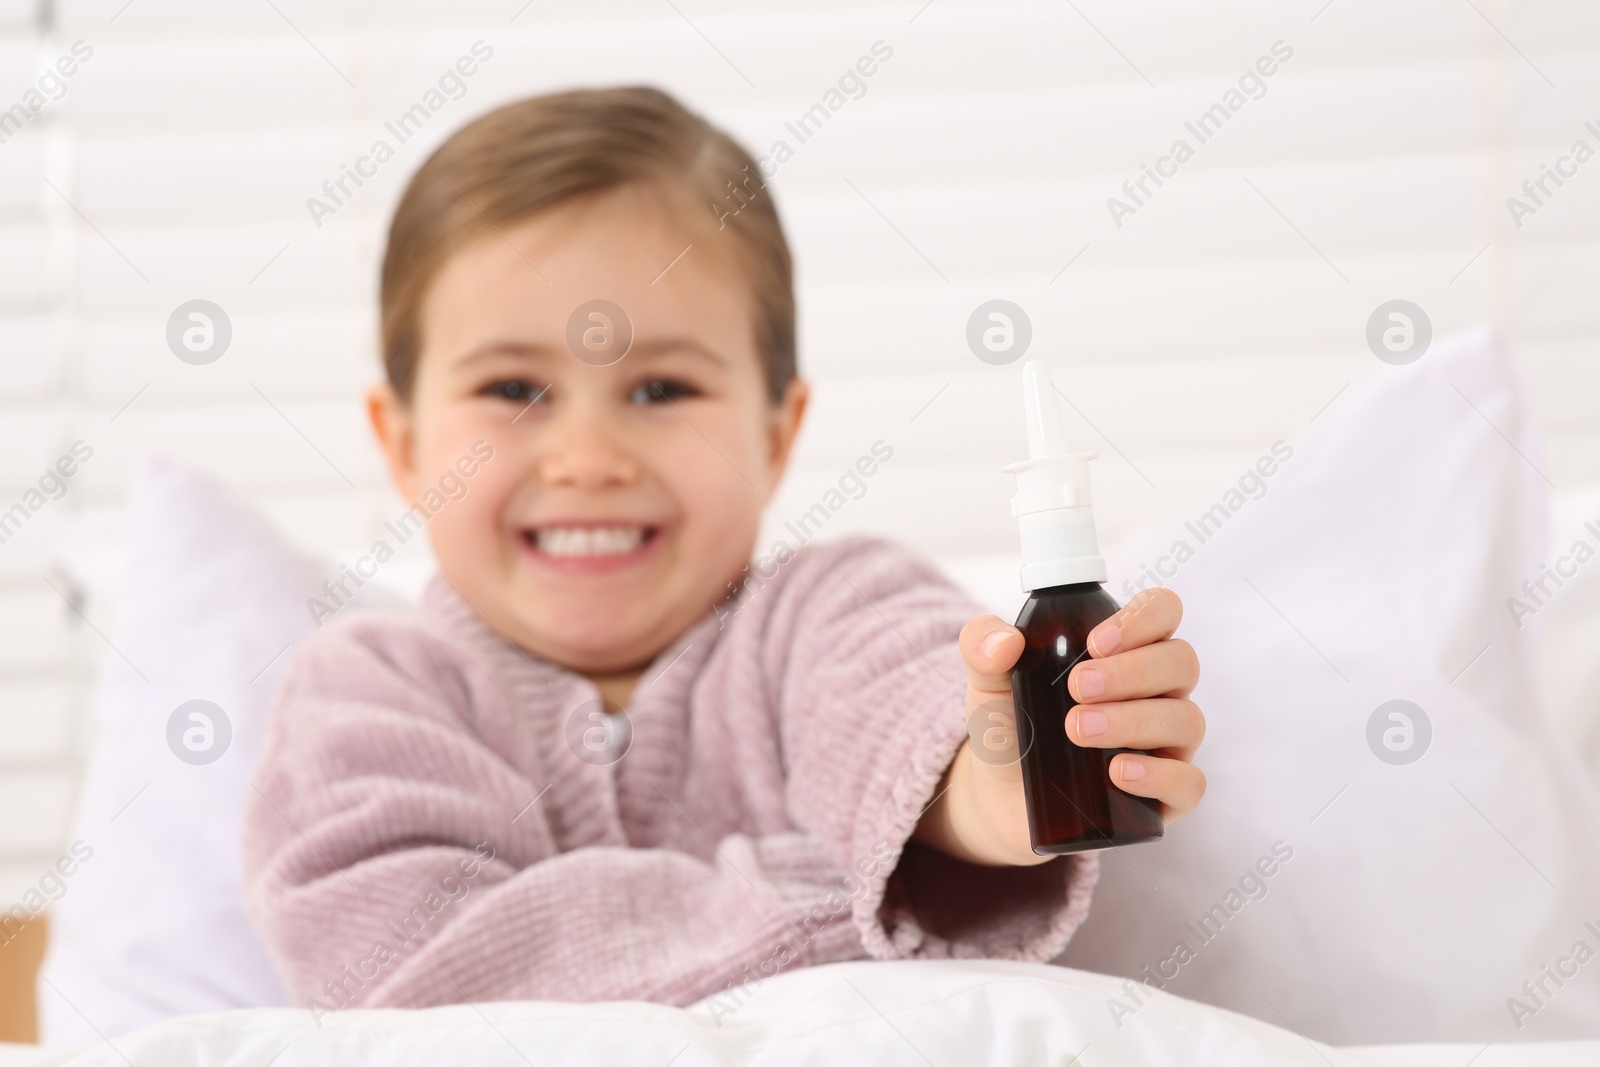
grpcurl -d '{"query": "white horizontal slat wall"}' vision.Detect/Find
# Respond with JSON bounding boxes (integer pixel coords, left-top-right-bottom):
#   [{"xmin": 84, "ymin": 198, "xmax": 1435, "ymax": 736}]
[
  {"xmin": 1, "ymin": 0, "xmax": 1598, "ymax": 900},
  {"xmin": 0, "ymin": 0, "xmax": 90, "ymax": 905}
]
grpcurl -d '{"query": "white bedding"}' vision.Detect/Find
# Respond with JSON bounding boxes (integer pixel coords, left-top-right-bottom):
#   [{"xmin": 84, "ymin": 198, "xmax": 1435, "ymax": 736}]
[{"xmin": 12, "ymin": 959, "xmax": 1600, "ymax": 1066}]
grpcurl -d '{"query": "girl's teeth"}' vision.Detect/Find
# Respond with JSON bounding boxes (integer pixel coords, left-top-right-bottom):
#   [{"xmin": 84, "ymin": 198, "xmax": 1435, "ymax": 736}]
[{"xmin": 535, "ymin": 526, "xmax": 646, "ymax": 557}]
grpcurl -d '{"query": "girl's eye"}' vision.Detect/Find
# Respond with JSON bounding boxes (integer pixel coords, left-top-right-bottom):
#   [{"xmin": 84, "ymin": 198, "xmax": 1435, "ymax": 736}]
[
  {"xmin": 630, "ymin": 378, "xmax": 698, "ymax": 404},
  {"xmin": 482, "ymin": 379, "xmax": 546, "ymax": 403}
]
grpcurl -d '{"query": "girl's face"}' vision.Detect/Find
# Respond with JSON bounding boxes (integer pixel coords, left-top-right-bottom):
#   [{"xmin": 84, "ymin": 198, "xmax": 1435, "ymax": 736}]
[{"xmin": 368, "ymin": 184, "xmax": 808, "ymax": 681}]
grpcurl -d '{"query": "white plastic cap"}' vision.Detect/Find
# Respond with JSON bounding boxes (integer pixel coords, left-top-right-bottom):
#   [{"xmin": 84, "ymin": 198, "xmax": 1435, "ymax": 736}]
[{"xmin": 1002, "ymin": 360, "xmax": 1107, "ymax": 591}]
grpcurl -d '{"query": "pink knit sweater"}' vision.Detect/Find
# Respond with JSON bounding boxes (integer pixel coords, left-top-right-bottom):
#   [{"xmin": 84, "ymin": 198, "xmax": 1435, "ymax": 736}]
[{"xmin": 241, "ymin": 534, "xmax": 1098, "ymax": 1012}]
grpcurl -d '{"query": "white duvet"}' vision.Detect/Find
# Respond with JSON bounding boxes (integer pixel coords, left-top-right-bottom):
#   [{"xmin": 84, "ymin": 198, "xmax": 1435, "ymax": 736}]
[{"xmin": 12, "ymin": 960, "xmax": 1600, "ymax": 1066}]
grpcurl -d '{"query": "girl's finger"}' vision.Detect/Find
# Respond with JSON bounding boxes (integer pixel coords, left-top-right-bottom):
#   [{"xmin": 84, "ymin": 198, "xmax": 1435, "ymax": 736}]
[
  {"xmin": 1069, "ymin": 639, "xmax": 1200, "ymax": 703},
  {"xmin": 1106, "ymin": 753, "xmax": 1207, "ymax": 822},
  {"xmin": 959, "ymin": 615, "xmax": 1024, "ymax": 696},
  {"xmin": 1086, "ymin": 586, "xmax": 1183, "ymax": 658},
  {"xmin": 1065, "ymin": 697, "xmax": 1206, "ymax": 760}
]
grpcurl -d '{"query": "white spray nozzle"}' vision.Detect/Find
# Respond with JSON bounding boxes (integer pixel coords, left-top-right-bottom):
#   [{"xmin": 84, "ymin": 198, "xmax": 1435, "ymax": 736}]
[
  {"xmin": 1021, "ymin": 359, "xmax": 1074, "ymax": 461},
  {"xmin": 1002, "ymin": 360, "xmax": 1107, "ymax": 591}
]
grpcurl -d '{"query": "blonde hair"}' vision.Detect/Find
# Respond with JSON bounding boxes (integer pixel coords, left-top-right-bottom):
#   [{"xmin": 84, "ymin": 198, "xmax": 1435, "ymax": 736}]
[{"xmin": 379, "ymin": 86, "xmax": 794, "ymax": 403}]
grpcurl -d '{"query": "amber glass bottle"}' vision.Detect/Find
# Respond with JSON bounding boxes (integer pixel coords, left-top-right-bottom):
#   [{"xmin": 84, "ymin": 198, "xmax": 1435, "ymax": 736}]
[
  {"xmin": 1002, "ymin": 360, "xmax": 1163, "ymax": 855},
  {"xmin": 1011, "ymin": 582, "xmax": 1164, "ymax": 854}
]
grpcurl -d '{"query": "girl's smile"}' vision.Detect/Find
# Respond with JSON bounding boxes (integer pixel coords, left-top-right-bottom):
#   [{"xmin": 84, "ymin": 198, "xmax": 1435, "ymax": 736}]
[{"xmin": 517, "ymin": 520, "xmax": 667, "ymax": 575}]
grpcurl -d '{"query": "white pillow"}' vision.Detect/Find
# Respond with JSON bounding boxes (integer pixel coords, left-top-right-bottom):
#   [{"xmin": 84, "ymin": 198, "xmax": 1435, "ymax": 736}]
[
  {"xmin": 38, "ymin": 461, "xmax": 400, "ymax": 1044},
  {"xmin": 1045, "ymin": 328, "xmax": 1600, "ymax": 1044},
  {"xmin": 1541, "ymin": 482, "xmax": 1600, "ymax": 789}
]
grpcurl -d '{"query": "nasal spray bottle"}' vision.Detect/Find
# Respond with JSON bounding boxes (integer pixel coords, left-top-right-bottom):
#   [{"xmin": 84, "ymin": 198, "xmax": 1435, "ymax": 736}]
[{"xmin": 1004, "ymin": 360, "xmax": 1164, "ymax": 854}]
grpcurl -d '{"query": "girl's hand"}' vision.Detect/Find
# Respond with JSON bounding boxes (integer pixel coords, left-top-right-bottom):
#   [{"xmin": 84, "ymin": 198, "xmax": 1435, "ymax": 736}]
[{"xmin": 914, "ymin": 587, "xmax": 1206, "ymax": 867}]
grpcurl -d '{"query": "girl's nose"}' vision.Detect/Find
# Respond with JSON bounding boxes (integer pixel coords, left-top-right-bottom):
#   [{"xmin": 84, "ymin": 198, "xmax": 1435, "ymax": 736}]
[{"xmin": 535, "ymin": 402, "xmax": 640, "ymax": 487}]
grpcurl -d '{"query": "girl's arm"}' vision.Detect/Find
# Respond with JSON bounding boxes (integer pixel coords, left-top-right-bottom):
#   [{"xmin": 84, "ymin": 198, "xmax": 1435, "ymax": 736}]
[
  {"xmin": 242, "ymin": 617, "xmax": 877, "ymax": 1011},
  {"xmin": 768, "ymin": 536, "xmax": 1098, "ymax": 963}
]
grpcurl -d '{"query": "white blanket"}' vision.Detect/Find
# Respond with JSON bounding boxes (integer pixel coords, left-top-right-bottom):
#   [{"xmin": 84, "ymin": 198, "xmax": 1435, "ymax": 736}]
[{"xmin": 12, "ymin": 960, "xmax": 1598, "ymax": 1065}]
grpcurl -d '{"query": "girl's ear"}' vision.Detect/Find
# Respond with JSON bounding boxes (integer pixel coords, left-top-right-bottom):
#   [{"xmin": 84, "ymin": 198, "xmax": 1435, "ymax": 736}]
[
  {"xmin": 763, "ymin": 376, "xmax": 809, "ymax": 492},
  {"xmin": 367, "ymin": 382, "xmax": 420, "ymax": 502}
]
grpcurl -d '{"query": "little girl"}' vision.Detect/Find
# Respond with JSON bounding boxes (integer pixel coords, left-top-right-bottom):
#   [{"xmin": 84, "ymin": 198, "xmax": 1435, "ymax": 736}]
[{"xmin": 241, "ymin": 86, "xmax": 1206, "ymax": 1014}]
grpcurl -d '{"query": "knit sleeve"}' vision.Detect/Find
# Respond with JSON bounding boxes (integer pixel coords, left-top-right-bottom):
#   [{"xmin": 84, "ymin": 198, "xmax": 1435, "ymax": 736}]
[
  {"xmin": 773, "ymin": 535, "xmax": 1099, "ymax": 962},
  {"xmin": 241, "ymin": 615, "xmax": 872, "ymax": 1011}
]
